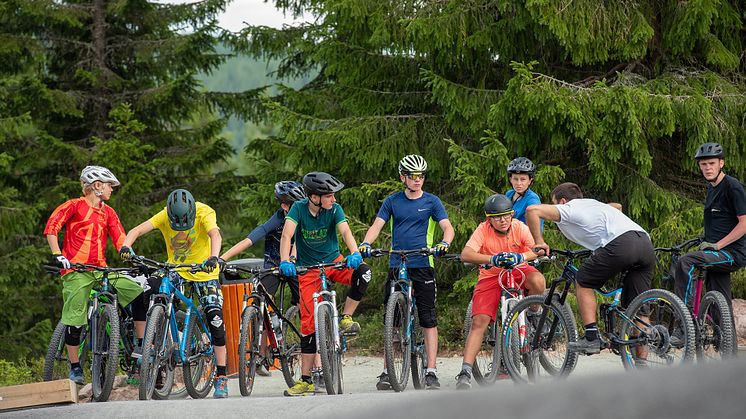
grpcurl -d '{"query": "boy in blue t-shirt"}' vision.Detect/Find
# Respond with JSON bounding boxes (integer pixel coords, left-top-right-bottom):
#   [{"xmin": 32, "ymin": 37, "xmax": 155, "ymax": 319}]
[
  {"xmin": 278, "ymin": 172, "xmax": 371, "ymax": 396},
  {"xmin": 506, "ymin": 157, "xmax": 543, "ymax": 230},
  {"xmin": 359, "ymin": 154, "xmax": 455, "ymax": 390}
]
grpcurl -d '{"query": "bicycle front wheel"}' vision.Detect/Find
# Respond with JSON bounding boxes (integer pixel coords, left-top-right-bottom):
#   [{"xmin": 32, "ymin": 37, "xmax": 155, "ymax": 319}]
[
  {"xmin": 182, "ymin": 311, "xmax": 216, "ymax": 399},
  {"xmin": 238, "ymin": 306, "xmax": 260, "ymax": 396},
  {"xmin": 280, "ymin": 305, "xmax": 302, "ymax": 387},
  {"xmin": 139, "ymin": 305, "xmax": 174, "ymax": 400},
  {"xmin": 620, "ymin": 289, "xmax": 695, "ymax": 369},
  {"xmin": 317, "ymin": 304, "xmax": 342, "ymax": 395},
  {"xmin": 384, "ymin": 292, "xmax": 411, "ymax": 392},
  {"xmin": 501, "ymin": 295, "xmax": 577, "ymax": 383},
  {"xmin": 463, "ymin": 300, "xmax": 498, "ymax": 385},
  {"xmin": 410, "ymin": 310, "xmax": 426, "ymax": 390},
  {"xmin": 91, "ymin": 303, "xmax": 120, "ymax": 402},
  {"xmin": 697, "ymin": 291, "xmax": 735, "ymax": 362}
]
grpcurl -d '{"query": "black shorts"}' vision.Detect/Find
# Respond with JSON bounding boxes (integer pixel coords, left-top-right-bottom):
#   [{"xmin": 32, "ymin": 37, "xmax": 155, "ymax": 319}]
[
  {"xmin": 576, "ymin": 230, "xmax": 655, "ymax": 308},
  {"xmin": 383, "ymin": 267, "xmax": 437, "ymax": 328},
  {"xmin": 260, "ymin": 273, "xmax": 300, "ymax": 306}
]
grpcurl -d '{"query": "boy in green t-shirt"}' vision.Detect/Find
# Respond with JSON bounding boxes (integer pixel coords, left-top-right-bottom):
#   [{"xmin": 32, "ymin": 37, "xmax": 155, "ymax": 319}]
[
  {"xmin": 119, "ymin": 189, "xmax": 229, "ymax": 398},
  {"xmin": 279, "ymin": 172, "xmax": 371, "ymax": 396}
]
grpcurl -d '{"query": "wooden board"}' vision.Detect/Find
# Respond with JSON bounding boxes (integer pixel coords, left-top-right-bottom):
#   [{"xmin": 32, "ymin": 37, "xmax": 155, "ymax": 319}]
[{"xmin": 0, "ymin": 379, "xmax": 77, "ymax": 411}]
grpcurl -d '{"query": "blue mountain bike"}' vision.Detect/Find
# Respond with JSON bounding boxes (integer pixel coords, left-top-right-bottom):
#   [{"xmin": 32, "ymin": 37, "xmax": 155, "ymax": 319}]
[{"xmin": 129, "ymin": 256, "xmax": 215, "ymax": 400}]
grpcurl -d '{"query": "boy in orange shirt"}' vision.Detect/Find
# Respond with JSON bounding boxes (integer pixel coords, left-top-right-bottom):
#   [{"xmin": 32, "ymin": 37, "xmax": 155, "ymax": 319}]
[{"xmin": 455, "ymin": 194, "xmax": 544, "ymax": 389}]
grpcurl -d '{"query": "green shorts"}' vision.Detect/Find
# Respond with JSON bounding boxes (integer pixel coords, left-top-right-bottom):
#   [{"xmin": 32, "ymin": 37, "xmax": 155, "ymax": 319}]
[{"xmin": 61, "ymin": 271, "xmax": 144, "ymax": 327}]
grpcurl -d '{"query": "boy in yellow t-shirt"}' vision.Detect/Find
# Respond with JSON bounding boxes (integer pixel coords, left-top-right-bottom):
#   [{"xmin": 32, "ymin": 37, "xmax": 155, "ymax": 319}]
[{"xmin": 119, "ymin": 189, "xmax": 229, "ymax": 398}]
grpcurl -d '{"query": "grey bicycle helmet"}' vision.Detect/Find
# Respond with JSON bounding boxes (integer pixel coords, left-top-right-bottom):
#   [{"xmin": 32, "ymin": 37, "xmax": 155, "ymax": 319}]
[
  {"xmin": 80, "ymin": 165, "xmax": 120, "ymax": 186},
  {"xmin": 398, "ymin": 154, "xmax": 428, "ymax": 174},
  {"xmin": 275, "ymin": 181, "xmax": 307, "ymax": 204},
  {"xmin": 694, "ymin": 142, "xmax": 724, "ymax": 160},
  {"xmin": 302, "ymin": 172, "xmax": 345, "ymax": 196},
  {"xmin": 167, "ymin": 189, "xmax": 196, "ymax": 231},
  {"xmin": 484, "ymin": 194, "xmax": 514, "ymax": 216},
  {"xmin": 507, "ymin": 157, "xmax": 536, "ymax": 178}
]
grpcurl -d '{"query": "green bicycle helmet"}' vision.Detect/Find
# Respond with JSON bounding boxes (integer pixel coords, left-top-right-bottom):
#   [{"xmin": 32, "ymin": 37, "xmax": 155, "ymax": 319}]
[{"xmin": 167, "ymin": 189, "xmax": 196, "ymax": 231}]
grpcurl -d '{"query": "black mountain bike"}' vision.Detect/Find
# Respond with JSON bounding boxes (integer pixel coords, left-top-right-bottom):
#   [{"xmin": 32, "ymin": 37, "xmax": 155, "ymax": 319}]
[{"xmin": 223, "ymin": 263, "xmax": 302, "ymax": 396}]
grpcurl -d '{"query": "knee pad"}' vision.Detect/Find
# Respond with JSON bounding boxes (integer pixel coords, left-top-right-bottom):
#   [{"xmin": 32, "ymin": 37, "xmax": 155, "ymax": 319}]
[
  {"xmin": 348, "ymin": 264, "xmax": 371, "ymax": 301},
  {"xmin": 130, "ymin": 296, "xmax": 147, "ymax": 322},
  {"xmin": 64, "ymin": 325, "xmax": 84, "ymax": 346},
  {"xmin": 418, "ymin": 306, "xmax": 438, "ymax": 328},
  {"xmin": 301, "ymin": 334, "xmax": 316, "ymax": 354},
  {"xmin": 205, "ymin": 306, "xmax": 226, "ymax": 346}
]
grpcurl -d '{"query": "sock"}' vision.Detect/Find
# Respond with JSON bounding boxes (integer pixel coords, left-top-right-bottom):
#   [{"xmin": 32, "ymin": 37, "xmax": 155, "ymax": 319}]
[
  {"xmin": 461, "ymin": 363, "xmax": 473, "ymax": 375},
  {"xmin": 301, "ymin": 375, "xmax": 312, "ymax": 384},
  {"xmin": 381, "ymin": 367, "xmax": 387, "ymax": 374},
  {"xmin": 137, "ymin": 338, "xmax": 143, "ymax": 347},
  {"xmin": 584, "ymin": 323, "xmax": 598, "ymax": 341},
  {"xmin": 426, "ymin": 368, "xmax": 437, "ymax": 375},
  {"xmin": 70, "ymin": 362, "xmax": 81, "ymax": 370},
  {"xmin": 217, "ymin": 366, "xmax": 227, "ymax": 377}
]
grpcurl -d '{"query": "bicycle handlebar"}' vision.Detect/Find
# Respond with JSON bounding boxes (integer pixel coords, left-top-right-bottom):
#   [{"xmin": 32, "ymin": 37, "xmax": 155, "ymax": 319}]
[
  {"xmin": 653, "ymin": 236, "xmax": 703, "ymax": 253},
  {"xmin": 369, "ymin": 248, "xmax": 436, "ymax": 258},
  {"xmin": 295, "ymin": 261, "xmax": 347, "ymax": 275},
  {"xmin": 540, "ymin": 248, "xmax": 592, "ymax": 259},
  {"xmin": 43, "ymin": 263, "xmax": 140, "ymax": 274},
  {"xmin": 223, "ymin": 264, "xmax": 280, "ymax": 277},
  {"xmin": 128, "ymin": 255, "xmax": 204, "ymax": 273}
]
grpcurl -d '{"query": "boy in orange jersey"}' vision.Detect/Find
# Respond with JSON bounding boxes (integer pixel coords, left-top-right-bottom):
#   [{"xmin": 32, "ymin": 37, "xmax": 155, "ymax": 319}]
[{"xmin": 44, "ymin": 166, "xmax": 146, "ymax": 385}]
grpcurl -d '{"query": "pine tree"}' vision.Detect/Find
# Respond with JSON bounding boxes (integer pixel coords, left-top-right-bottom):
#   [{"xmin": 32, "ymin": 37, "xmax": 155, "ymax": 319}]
[
  {"xmin": 226, "ymin": 0, "xmax": 746, "ymax": 309},
  {"xmin": 0, "ymin": 0, "xmax": 241, "ymax": 360}
]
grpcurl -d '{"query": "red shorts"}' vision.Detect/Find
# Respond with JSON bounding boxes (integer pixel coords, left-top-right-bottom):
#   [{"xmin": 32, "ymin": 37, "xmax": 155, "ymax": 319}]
[
  {"xmin": 471, "ymin": 265, "xmax": 539, "ymax": 322},
  {"xmin": 299, "ymin": 255, "xmax": 353, "ymax": 336}
]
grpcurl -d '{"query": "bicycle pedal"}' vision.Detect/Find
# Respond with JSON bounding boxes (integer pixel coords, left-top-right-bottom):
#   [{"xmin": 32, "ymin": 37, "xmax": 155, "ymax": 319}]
[{"xmin": 340, "ymin": 330, "xmax": 358, "ymax": 337}]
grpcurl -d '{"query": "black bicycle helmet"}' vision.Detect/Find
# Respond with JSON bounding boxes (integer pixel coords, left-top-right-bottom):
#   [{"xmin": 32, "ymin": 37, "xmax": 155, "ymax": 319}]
[
  {"xmin": 484, "ymin": 194, "xmax": 514, "ymax": 217},
  {"xmin": 274, "ymin": 181, "xmax": 307, "ymax": 204},
  {"xmin": 167, "ymin": 189, "xmax": 196, "ymax": 231},
  {"xmin": 507, "ymin": 157, "xmax": 536, "ymax": 178},
  {"xmin": 694, "ymin": 142, "xmax": 724, "ymax": 160},
  {"xmin": 302, "ymin": 172, "xmax": 345, "ymax": 196}
]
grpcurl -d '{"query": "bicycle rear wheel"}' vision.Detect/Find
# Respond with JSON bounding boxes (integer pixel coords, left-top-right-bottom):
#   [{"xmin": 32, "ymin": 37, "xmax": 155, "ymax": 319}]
[
  {"xmin": 501, "ymin": 295, "xmax": 577, "ymax": 383},
  {"xmin": 620, "ymin": 289, "xmax": 695, "ymax": 369},
  {"xmin": 44, "ymin": 321, "xmax": 91, "ymax": 381},
  {"xmin": 463, "ymin": 300, "xmax": 499, "ymax": 385},
  {"xmin": 182, "ymin": 311, "xmax": 216, "ymax": 399},
  {"xmin": 139, "ymin": 305, "xmax": 173, "ymax": 400},
  {"xmin": 91, "ymin": 303, "xmax": 120, "ymax": 402},
  {"xmin": 410, "ymin": 310, "xmax": 427, "ymax": 390},
  {"xmin": 384, "ymin": 292, "xmax": 411, "ymax": 392},
  {"xmin": 697, "ymin": 291, "xmax": 734, "ymax": 361},
  {"xmin": 317, "ymin": 304, "xmax": 342, "ymax": 394},
  {"xmin": 238, "ymin": 306, "xmax": 260, "ymax": 396},
  {"xmin": 280, "ymin": 305, "xmax": 302, "ymax": 387}
]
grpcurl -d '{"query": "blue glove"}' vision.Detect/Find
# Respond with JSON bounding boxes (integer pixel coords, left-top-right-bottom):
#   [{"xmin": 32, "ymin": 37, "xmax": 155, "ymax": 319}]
[
  {"xmin": 493, "ymin": 252, "xmax": 524, "ymax": 269},
  {"xmin": 359, "ymin": 242, "xmax": 372, "ymax": 258},
  {"xmin": 346, "ymin": 252, "xmax": 363, "ymax": 270},
  {"xmin": 434, "ymin": 241, "xmax": 450, "ymax": 257},
  {"xmin": 280, "ymin": 260, "xmax": 297, "ymax": 277}
]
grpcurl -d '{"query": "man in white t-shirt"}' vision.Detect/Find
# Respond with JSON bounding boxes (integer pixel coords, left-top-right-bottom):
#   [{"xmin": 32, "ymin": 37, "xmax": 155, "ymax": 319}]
[{"xmin": 525, "ymin": 182, "xmax": 655, "ymax": 355}]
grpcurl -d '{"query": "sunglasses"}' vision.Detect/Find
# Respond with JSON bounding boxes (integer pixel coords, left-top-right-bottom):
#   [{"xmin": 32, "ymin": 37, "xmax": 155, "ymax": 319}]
[
  {"xmin": 404, "ymin": 173, "xmax": 425, "ymax": 181},
  {"xmin": 486, "ymin": 213, "xmax": 512, "ymax": 221}
]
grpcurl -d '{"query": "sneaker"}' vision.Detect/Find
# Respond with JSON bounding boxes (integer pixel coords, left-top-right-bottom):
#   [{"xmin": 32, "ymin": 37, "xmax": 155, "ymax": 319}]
[
  {"xmin": 256, "ymin": 363, "xmax": 272, "ymax": 377},
  {"xmin": 213, "ymin": 376, "xmax": 228, "ymax": 399},
  {"xmin": 497, "ymin": 361, "xmax": 510, "ymax": 380},
  {"xmin": 568, "ymin": 337, "xmax": 601, "ymax": 355},
  {"xmin": 669, "ymin": 328, "xmax": 685, "ymax": 349},
  {"xmin": 312, "ymin": 368, "xmax": 325, "ymax": 392},
  {"xmin": 127, "ymin": 372, "xmax": 140, "ymax": 386},
  {"xmin": 69, "ymin": 366, "xmax": 84, "ymax": 385},
  {"xmin": 284, "ymin": 380, "xmax": 315, "ymax": 396},
  {"xmin": 424, "ymin": 372, "xmax": 440, "ymax": 390},
  {"xmin": 131, "ymin": 345, "xmax": 143, "ymax": 359},
  {"xmin": 339, "ymin": 315, "xmax": 361, "ymax": 334},
  {"xmin": 455, "ymin": 370, "xmax": 471, "ymax": 390},
  {"xmin": 376, "ymin": 372, "xmax": 391, "ymax": 391},
  {"xmin": 635, "ymin": 358, "xmax": 649, "ymax": 369}
]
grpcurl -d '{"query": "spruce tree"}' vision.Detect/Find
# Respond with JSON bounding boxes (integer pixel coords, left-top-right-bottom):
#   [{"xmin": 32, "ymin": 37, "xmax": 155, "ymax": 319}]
[
  {"xmin": 226, "ymin": 0, "xmax": 746, "ymax": 309},
  {"xmin": 0, "ymin": 0, "xmax": 240, "ymax": 361}
]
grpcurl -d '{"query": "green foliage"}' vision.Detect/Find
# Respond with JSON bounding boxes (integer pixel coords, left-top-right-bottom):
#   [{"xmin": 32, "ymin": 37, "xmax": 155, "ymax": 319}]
[{"xmin": 0, "ymin": 358, "xmax": 43, "ymax": 386}]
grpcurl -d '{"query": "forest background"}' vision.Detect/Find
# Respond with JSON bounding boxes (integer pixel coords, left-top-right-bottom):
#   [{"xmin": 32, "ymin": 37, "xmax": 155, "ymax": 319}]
[{"xmin": 1, "ymin": 0, "xmax": 745, "ymax": 383}]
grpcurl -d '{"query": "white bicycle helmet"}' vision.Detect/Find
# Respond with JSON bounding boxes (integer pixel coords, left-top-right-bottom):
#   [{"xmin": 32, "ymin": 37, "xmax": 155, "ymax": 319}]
[
  {"xmin": 398, "ymin": 154, "xmax": 428, "ymax": 174},
  {"xmin": 80, "ymin": 165, "xmax": 120, "ymax": 186}
]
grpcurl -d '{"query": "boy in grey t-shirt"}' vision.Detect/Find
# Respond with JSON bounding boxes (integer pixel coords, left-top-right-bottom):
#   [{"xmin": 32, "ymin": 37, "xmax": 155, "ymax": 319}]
[{"xmin": 525, "ymin": 182, "xmax": 655, "ymax": 355}]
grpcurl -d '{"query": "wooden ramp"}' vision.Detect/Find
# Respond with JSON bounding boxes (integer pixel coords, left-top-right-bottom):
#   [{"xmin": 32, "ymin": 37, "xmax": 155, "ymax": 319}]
[{"xmin": 0, "ymin": 379, "xmax": 77, "ymax": 411}]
